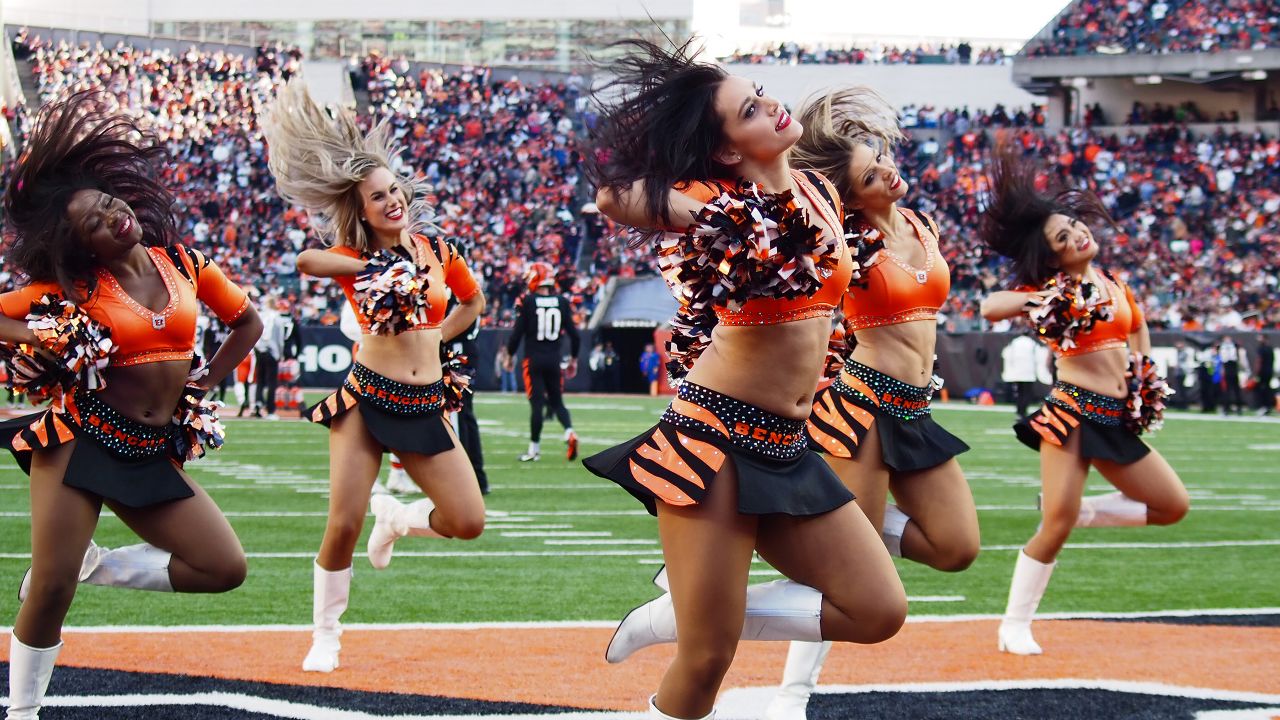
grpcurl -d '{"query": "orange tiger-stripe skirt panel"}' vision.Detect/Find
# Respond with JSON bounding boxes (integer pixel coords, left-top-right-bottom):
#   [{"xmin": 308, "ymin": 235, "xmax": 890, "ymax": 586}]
[
  {"xmin": 1014, "ymin": 381, "xmax": 1149, "ymax": 464},
  {"xmin": 0, "ymin": 389, "xmax": 194, "ymax": 507},
  {"xmin": 806, "ymin": 359, "xmax": 969, "ymax": 473},
  {"xmin": 583, "ymin": 381, "xmax": 853, "ymax": 516}
]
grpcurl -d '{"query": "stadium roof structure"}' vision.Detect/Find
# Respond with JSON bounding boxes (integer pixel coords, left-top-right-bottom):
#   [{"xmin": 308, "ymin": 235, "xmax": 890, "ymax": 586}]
[
  {"xmin": 1013, "ymin": 48, "xmax": 1280, "ymax": 95},
  {"xmin": 588, "ymin": 276, "xmax": 679, "ymax": 330}
]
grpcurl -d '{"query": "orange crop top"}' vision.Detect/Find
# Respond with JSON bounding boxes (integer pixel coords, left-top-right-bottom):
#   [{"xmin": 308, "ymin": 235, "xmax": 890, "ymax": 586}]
[
  {"xmin": 328, "ymin": 234, "xmax": 480, "ymax": 334},
  {"xmin": 1024, "ymin": 270, "xmax": 1144, "ymax": 358},
  {"xmin": 843, "ymin": 208, "xmax": 951, "ymax": 332},
  {"xmin": 674, "ymin": 170, "xmax": 853, "ymax": 326},
  {"xmin": 0, "ymin": 246, "xmax": 250, "ymax": 367}
]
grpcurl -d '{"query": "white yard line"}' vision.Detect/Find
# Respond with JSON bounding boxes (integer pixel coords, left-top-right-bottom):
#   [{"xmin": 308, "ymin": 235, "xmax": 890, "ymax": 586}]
[{"xmin": 5, "ymin": 607, "xmax": 1277, "ymax": 635}]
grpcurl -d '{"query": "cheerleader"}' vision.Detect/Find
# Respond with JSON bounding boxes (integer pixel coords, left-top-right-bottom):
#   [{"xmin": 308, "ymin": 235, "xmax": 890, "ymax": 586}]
[
  {"xmin": 977, "ymin": 144, "xmax": 1189, "ymax": 655},
  {"xmin": 583, "ymin": 41, "xmax": 905, "ymax": 720},
  {"xmin": 261, "ymin": 80, "xmax": 486, "ymax": 673},
  {"xmin": 0, "ymin": 91, "xmax": 262, "ymax": 719},
  {"xmin": 764, "ymin": 88, "xmax": 979, "ymax": 719}
]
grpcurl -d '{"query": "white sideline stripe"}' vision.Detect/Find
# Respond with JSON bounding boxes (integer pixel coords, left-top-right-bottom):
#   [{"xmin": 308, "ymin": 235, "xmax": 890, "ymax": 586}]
[
  {"xmin": 0, "ymin": 550, "xmax": 664, "ymax": 560},
  {"xmin": 1196, "ymin": 710, "xmax": 1280, "ymax": 720},
  {"xmin": 982, "ymin": 539, "xmax": 1280, "ymax": 550},
  {"xmin": 0, "ymin": 511, "xmax": 334, "ymax": 518},
  {"xmin": 636, "ymin": 539, "xmax": 1280, "ymax": 558},
  {"xmin": 974, "ymin": 504, "xmax": 1280, "ymax": 512},
  {"xmin": 518, "ymin": 510, "xmax": 650, "ymax": 516},
  {"xmin": 486, "ymin": 524, "xmax": 575, "ymax": 530},
  {"xmin": 542, "ymin": 539, "xmax": 656, "ymax": 545},
  {"xmin": 499, "ymin": 531, "xmax": 612, "ymax": 538},
  {"xmin": 937, "ymin": 403, "xmax": 1280, "ymax": 425},
  {"xmin": 716, "ymin": 680, "xmax": 1280, "ymax": 718},
  {"xmin": 23, "ymin": 693, "xmax": 645, "ymax": 719},
  {"xmin": 1, "ymin": 539, "xmax": 1275, "ymax": 563},
  {"xmin": 487, "ymin": 484, "xmax": 613, "ymax": 490},
  {"xmin": 812, "ymin": 679, "xmax": 1280, "ymax": 704},
  {"xmin": 5, "ymin": 607, "xmax": 1278, "ymax": 635}
]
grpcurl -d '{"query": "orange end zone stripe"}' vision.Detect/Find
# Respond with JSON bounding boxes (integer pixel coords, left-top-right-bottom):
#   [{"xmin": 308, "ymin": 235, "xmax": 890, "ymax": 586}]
[{"xmin": 7, "ymin": 621, "xmax": 1275, "ymax": 711}]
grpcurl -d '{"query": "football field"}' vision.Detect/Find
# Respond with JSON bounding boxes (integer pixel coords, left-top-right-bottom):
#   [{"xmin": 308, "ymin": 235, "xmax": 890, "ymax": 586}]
[{"xmin": 0, "ymin": 394, "xmax": 1278, "ymax": 718}]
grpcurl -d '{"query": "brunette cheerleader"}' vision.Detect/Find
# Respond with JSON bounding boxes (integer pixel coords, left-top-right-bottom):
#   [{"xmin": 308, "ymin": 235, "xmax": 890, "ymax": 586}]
[
  {"xmin": 583, "ymin": 41, "xmax": 905, "ymax": 720},
  {"xmin": 978, "ymin": 144, "xmax": 1188, "ymax": 655},
  {"xmin": 0, "ymin": 91, "xmax": 261, "ymax": 719}
]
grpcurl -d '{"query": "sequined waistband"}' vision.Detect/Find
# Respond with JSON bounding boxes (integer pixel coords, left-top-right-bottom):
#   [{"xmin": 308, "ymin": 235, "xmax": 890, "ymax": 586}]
[
  {"xmin": 73, "ymin": 390, "xmax": 174, "ymax": 460},
  {"xmin": 661, "ymin": 381, "xmax": 808, "ymax": 461},
  {"xmin": 715, "ymin": 304, "xmax": 837, "ymax": 326},
  {"xmin": 836, "ymin": 359, "xmax": 933, "ymax": 421},
  {"xmin": 843, "ymin": 307, "xmax": 939, "ymax": 332},
  {"xmin": 1047, "ymin": 382, "xmax": 1124, "ymax": 427},
  {"xmin": 346, "ymin": 362, "xmax": 446, "ymax": 417}
]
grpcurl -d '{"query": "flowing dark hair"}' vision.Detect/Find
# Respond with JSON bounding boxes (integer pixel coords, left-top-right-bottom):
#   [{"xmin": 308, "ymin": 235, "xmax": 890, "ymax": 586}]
[
  {"xmin": 4, "ymin": 90, "xmax": 177, "ymax": 300},
  {"xmin": 586, "ymin": 38, "xmax": 730, "ymax": 227},
  {"xmin": 978, "ymin": 142, "xmax": 1113, "ymax": 287}
]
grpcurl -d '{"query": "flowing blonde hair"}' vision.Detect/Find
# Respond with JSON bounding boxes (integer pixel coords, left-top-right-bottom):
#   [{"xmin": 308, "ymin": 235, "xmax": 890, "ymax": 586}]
[
  {"xmin": 261, "ymin": 79, "xmax": 431, "ymax": 252},
  {"xmin": 791, "ymin": 87, "xmax": 904, "ymax": 208}
]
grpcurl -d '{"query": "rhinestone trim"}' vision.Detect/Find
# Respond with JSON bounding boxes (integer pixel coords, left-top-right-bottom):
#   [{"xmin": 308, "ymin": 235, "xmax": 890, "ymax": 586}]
[
  {"xmin": 716, "ymin": 303, "xmax": 836, "ymax": 326},
  {"xmin": 838, "ymin": 359, "xmax": 934, "ymax": 421},
  {"xmin": 1047, "ymin": 381, "xmax": 1125, "ymax": 427},
  {"xmin": 96, "ymin": 247, "xmax": 180, "ymax": 327},
  {"xmin": 879, "ymin": 208, "xmax": 935, "ymax": 282},
  {"xmin": 1057, "ymin": 338, "xmax": 1128, "ymax": 358},
  {"xmin": 843, "ymin": 306, "xmax": 939, "ymax": 331},
  {"xmin": 74, "ymin": 389, "xmax": 174, "ymax": 460},
  {"xmin": 346, "ymin": 362, "xmax": 445, "ymax": 417},
  {"xmin": 661, "ymin": 381, "xmax": 808, "ymax": 461},
  {"xmin": 113, "ymin": 349, "xmax": 195, "ymax": 367}
]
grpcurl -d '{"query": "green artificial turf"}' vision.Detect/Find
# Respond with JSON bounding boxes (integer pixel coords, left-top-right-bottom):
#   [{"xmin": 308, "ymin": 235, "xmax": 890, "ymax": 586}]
[{"xmin": 0, "ymin": 395, "xmax": 1277, "ymax": 627}]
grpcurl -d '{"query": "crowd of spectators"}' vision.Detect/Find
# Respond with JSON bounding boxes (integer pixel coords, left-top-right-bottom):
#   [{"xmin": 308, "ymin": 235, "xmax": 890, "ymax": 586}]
[
  {"xmin": 4, "ymin": 35, "xmax": 606, "ymax": 329},
  {"xmin": 902, "ymin": 103, "xmax": 1049, "ymax": 130},
  {"xmin": 893, "ymin": 123, "xmax": 1280, "ymax": 331},
  {"xmin": 2, "ymin": 32, "xmax": 1277, "ymax": 335},
  {"xmin": 1024, "ymin": 0, "xmax": 1280, "ymax": 56},
  {"xmin": 345, "ymin": 54, "xmax": 599, "ymax": 328},
  {"xmin": 722, "ymin": 40, "xmax": 1009, "ymax": 65},
  {"xmin": 15, "ymin": 35, "xmax": 306, "ymax": 316}
]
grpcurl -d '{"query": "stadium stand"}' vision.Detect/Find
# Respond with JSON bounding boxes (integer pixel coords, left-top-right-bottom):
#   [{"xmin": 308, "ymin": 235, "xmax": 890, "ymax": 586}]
[
  {"xmin": 720, "ymin": 41, "xmax": 1011, "ymax": 65},
  {"xmin": 1, "ymin": 25, "xmax": 1276, "ymax": 334},
  {"xmin": 1024, "ymin": 0, "xmax": 1280, "ymax": 57}
]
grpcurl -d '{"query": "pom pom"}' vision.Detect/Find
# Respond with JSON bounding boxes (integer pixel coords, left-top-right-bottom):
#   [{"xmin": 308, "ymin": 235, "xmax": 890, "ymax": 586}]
[
  {"xmin": 1024, "ymin": 273, "xmax": 1114, "ymax": 350},
  {"xmin": 439, "ymin": 346, "xmax": 473, "ymax": 414},
  {"xmin": 664, "ymin": 305, "xmax": 716, "ymax": 382},
  {"xmin": 1124, "ymin": 353, "xmax": 1173, "ymax": 435},
  {"xmin": 843, "ymin": 217, "xmax": 885, "ymax": 290},
  {"xmin": 654, "ymin": 182, "xmax": 843, "ymax": 316},
  {"xmin": 823, "ymin": 322, "xmax": 850, "ymax": 380},
  {"xmin": 171, "ymin": 384, "xmax": 226, "ymax": 462},
  {"xmin": 0, "ymin": 295, "xmax": 115, "ymax": 406},
  {"xmin": 353, "ymin": 249, "xmax": 432, "ymax": 335}
]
